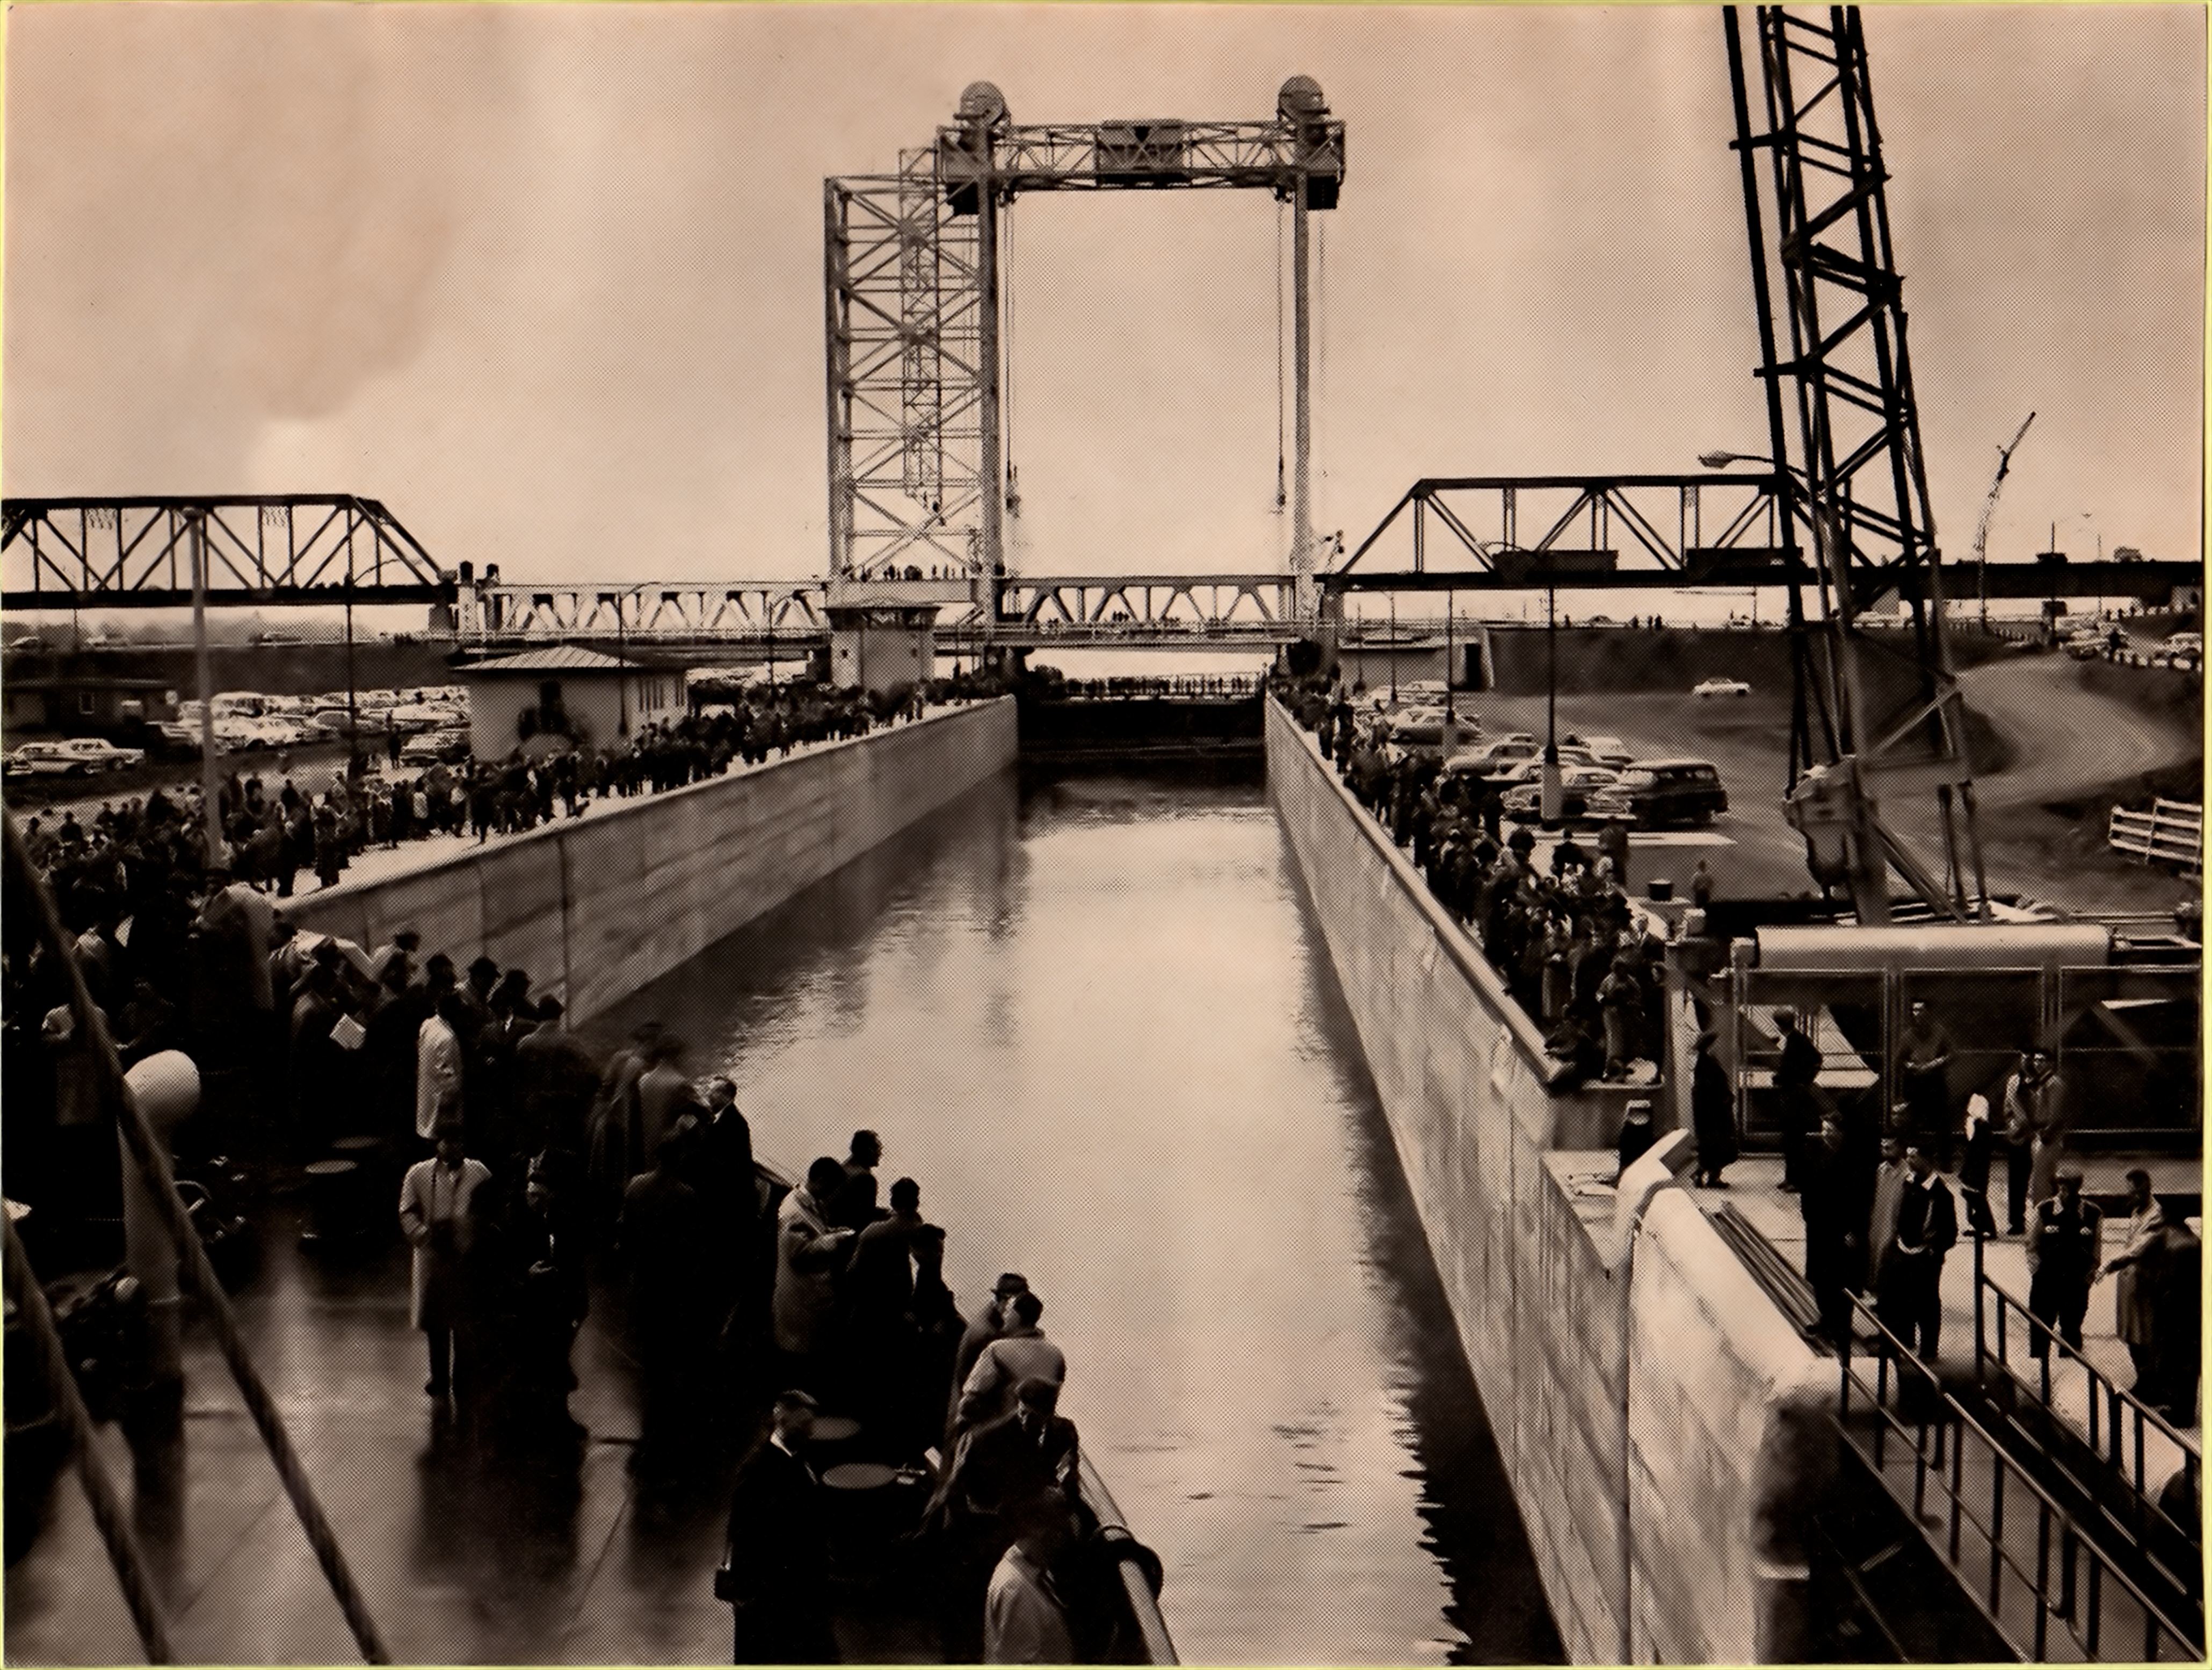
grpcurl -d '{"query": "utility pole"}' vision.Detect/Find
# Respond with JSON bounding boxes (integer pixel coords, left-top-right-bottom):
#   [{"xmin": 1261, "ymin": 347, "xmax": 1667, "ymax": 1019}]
[{"xmin": 189, "ymin": 512, "xmax": 223, "ymax": 866}]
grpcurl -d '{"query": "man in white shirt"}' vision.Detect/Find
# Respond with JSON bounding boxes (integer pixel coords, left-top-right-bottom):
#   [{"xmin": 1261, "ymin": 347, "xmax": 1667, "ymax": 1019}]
[{"xmin": 984, "ymin": 1493, "xmax": 1076, "ymax": 1664}]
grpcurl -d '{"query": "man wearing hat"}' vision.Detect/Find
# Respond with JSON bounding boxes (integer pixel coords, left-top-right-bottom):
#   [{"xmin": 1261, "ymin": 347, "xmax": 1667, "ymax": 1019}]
[
  {"xmin": 513, "ymin": 1155, "xmax": 589, "ymax": 1437},
  {"xmin": 722, "ymin": 1389, "xmax": 836, "ymax": 1664},
  {"xmin": 1689, "ymin": 1029, "xmax": 1737, "ymax": 1188},
  {"xmin": 2026, "ymin": 1165, "xmax": 2102, "ymax": 1359},
  {"xmin": 1773, "ymin": 1008, "xmax": 1823, "ymax": 1192}
]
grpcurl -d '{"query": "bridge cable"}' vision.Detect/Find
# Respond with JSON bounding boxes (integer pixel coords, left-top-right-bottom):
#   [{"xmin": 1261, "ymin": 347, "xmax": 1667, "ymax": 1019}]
[
  {"xmin": 1273, "ymin": 197, "xmax": 1287, "ymax": 515},
  {"xmin": 1002, "ymin": 203, "xmax": 1017, "ymax": 534},
  {"xmin": 1316, "ymin": 214, "xmax": 1328, "ymax": 500}
]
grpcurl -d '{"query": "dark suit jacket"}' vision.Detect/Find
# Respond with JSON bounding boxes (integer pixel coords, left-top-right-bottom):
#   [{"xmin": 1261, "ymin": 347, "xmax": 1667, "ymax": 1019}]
[
  {"xmin": 1894, "ymin": 1174, "xmax": 1957, "ymax": 1261},
  {"xmin": 951, "ymin": 1408, "xmax": 1079, "ymax": 1515},
  {"xmin": 725, "ymin": 1438, "xmax": 828, "ymax": 1597}
]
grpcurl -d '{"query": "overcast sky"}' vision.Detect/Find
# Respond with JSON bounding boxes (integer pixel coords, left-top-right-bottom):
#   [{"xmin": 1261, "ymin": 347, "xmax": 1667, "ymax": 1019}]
[{"xmin": 4, "ymin": 4, "xmax": 2203, "ymax": 603}]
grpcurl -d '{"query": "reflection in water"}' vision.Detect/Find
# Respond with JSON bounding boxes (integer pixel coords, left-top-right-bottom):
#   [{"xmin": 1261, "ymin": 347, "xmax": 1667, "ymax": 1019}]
[{"xmin": 582, "ymin": 765, "xmax": 1562, "ymax": 1665}]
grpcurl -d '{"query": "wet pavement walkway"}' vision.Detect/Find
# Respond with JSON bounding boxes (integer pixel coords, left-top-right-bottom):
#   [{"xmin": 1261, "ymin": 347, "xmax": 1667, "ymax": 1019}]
[{"xmin": 7, "ymin": 1190, "xmax": 750, "ymax": 1666}]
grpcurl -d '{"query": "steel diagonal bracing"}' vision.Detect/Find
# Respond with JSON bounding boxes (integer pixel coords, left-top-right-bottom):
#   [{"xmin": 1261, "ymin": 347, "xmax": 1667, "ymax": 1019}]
[
  {"xmin": 827, "ymin": 151, "xmax": 989, "ymax": 583},
  {"xmin": 0, "ymin": 496, "xmax": 452, "ymax": 609},
  {"xmin": 826, "ymin": 86, "xmax": 1345, "ymax": 599},
  {"xmin": 461, "ymin": 581, "xmax": 828, "ymax": 645},
  {"xmin": 1337, "ymin": 475, "xmax": 1792, "ymax": 583}
]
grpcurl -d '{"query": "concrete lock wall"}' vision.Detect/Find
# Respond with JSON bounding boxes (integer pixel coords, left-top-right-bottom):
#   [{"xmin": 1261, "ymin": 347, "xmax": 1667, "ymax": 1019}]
[
  {"xmin": 1266, "ymin": 698, "xmax": 1827, "ymax": 1664},
  {"xmin": 283, "ymin": 699, "xmax": 1018, "ymax": 1024}
]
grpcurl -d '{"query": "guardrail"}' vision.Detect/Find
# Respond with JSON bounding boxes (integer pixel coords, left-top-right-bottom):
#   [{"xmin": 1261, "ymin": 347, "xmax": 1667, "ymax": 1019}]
[
  {"xmin": 1977, "ymin": 1269, "xmax": 2203, "ymax": 1599},
  {"xmin": 2108, "ymin": 800, "xmax": 2202, "ymax": 873},
  {"xmin": 1837, "ymin": 1295, "xmax": 2199, "ymax": 1661}
]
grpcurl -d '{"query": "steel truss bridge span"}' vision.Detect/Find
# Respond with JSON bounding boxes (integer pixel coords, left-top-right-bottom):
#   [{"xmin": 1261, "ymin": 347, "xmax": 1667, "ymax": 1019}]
[
  {"xmin": 1, "ymin": 496, "xmax": 453, "ymax": 611},
  {"xmin": 1334, "ymin": 473, "xmax": 2200, "ymax": 606}
]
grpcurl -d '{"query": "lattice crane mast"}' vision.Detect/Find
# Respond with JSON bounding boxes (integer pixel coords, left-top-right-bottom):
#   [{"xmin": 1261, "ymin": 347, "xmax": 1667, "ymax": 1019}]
[{"xmin": 1724, "ymin": 5, "xmax": 1990, "ymax": 923}]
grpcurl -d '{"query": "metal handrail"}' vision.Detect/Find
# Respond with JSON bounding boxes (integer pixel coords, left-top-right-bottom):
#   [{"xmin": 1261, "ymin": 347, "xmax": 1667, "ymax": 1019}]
[
  {"xmin": 1836, "ymin": 1294, "xmax": 2198, "ymax": 1661},
  {"xmin": 1977, "ymin": 1267, "xmax": 2203, "ymax": 1580},
  {"xmin": 1076, "ymin": 1451, "xmax": 1179, "ymax": 1664}
]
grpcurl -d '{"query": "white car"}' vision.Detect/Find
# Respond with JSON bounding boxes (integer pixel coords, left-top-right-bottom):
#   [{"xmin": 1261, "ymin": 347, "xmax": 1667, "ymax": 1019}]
[
  {"xmin": 1692, "ymin": 677, "xmax": 1752, "ymax": 699},
  {"xmin": 1563, "ymin": 733, "xmax": 1634, "ymax": 768},
  {"xmin": 6, "ymin": 738, "xmax": 146, "ymax": 776},
  {"xmin": 249, "ymin": 716, "xmax": 314, "ymax": 748}
]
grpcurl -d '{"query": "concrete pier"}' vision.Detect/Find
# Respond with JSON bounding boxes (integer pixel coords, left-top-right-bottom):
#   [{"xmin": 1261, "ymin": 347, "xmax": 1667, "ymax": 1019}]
[{"xmin": 278, "ymin": 698, "xmax": 1016, "ymax": 1025}]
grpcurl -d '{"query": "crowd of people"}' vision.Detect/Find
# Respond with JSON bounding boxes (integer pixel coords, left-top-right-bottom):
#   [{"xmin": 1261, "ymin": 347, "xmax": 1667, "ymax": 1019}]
[
  {"xmin": 1280, "ymin": 675, "xmax": 1673, "ymax": 1087},
  {"xmin": 1273, "ymin": 671, "xmax": 2201, "ymax": 1433},
  {"xmin": 8, "ymin": 798, "xmax": 1123, "ymax": 1662},
  {"xmin": 17, "ymin": 677, "xmax": 975, "ymax": 902}
]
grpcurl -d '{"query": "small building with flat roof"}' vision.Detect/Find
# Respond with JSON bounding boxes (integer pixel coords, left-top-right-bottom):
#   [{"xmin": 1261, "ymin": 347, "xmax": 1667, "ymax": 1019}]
[
  {"xmin": 2, "ymin": 674, "xmax": 181, "ymax": 738},
  {"xmin": 458, "ymin": 646, "xmax": 686, "ymax": 760}
]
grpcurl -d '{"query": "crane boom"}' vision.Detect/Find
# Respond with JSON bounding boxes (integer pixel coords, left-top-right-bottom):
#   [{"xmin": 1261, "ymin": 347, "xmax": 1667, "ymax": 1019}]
[
  {"xmin": 1971, "ymin": 411, "xmax": 2036, "ymax": 628},
  {"xmin": 1726, "ymin": 5, "xmax": 1989, "ymax": 923}
]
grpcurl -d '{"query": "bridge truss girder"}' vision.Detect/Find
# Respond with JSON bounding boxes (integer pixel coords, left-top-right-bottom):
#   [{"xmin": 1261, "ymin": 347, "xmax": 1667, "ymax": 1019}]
[
  {"xmin": 968, "ymin": 573, "xmax": 1293, "ymax": 630},
  {"xmin": 459, "ymin": 580, "xmax": 826, "ymax": 643},
  {"xmin": 0, "ymin": 496, "xmax": 452, "ymax": 611},
  {"xmin": 1339, "ymin": 473, "xmax": 1795, "ymax": 587}
]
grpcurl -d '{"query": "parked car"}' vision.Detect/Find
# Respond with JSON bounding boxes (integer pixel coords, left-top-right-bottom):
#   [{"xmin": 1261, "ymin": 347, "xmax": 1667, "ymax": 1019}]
[
  {"xmin": 1562, "ymin": 733, "xmax": 1634, "ymax": 769},
  {"xmin": 1587, "ymin": 758, "xmax": 1729, "ymax": 827},
  {"xmin": 1386, "ymin": 705, "xmax": 1479, "ymax": 754},
  {"xmin": 247, "ymin": 716, "xmax": 315, "ymax": 749},
  {"xmin": 1692, "ymin": 677, "xmax": 1752, "ymax": 699},
  {"xmin": 398, "ymin": 728, "xmax": 473, "ymax": 768},
  {"xmin": 389, "ymin": 703, "xmax": 465, "ymax": 731},
  {"xmin": 1490, "ymin": 747, "xmax": 1601, "ymax": 786},
  {"xmin": 6, "ymin": 738, "xmax": 145, "ymax": 777},
  {"xmin": 1502, "ymin": 765, "xmax": 1622, "ymax": 823},
  {"xmin": 1444, "ymin": 737, "xmax": 1544, "ymax": 777}
]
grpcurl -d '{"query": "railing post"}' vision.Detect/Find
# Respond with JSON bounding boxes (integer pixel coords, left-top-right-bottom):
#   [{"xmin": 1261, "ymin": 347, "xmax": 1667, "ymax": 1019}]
[
  {"xmin": 1948, "ymin": 1420, "xmax": 1966, "ymax": 1565},
  {"xmin": 1874, "ymin": 1341, "xmax": 1890, "ymax": 1469},
  {"xmin": 1990, "ymin": 1462, "xmax": 2007, "ymax": 1615},
  {"xmin": 1974, "ymin": 1228, "xmax": 1988, "ymax": 1368},
  {"xmin": 2085, "ymin": 1555, "xmax": 2102, "ymax": 1658},
  {"xmin": 2057, "ymin": 1520, "xmax": 2078, "ymax": 1625},
  {"xmin": 2033, "ymin": 1504, "xmax": 2051, "ymax": 1659}
]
